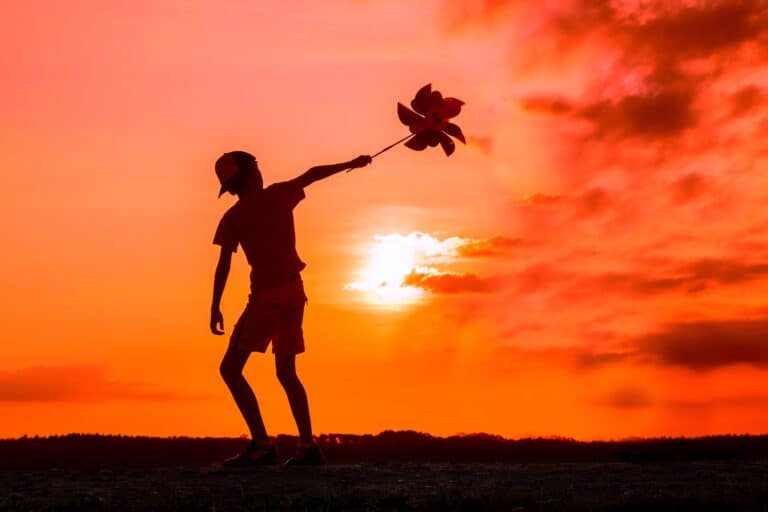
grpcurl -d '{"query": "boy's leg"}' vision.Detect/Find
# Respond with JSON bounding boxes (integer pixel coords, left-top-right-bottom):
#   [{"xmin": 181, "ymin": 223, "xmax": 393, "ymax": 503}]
[
  {"xmin": 275, "ymin": 354, "xmax": 313, "ymax": 446},
  {"xmin": 220, "ymin": 344, "xmax": 269, "ymax": 445}
]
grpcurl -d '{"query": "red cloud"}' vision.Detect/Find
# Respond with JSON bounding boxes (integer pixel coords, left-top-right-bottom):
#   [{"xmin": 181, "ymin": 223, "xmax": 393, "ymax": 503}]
[
  {"xmin": 669, "ymin": 172, "xmax": 709, "ymax": 205},
  {"xmin": 600, "ymin": 387, "xmax": 652, "ymax": 409},
  {"xmin": 617, "ymin": 1, "xmax": 768, "ymax": 59},
  {"xmin": 579, "ymin": 88, "xmax": 698, "ymax": 141},
  {"xmin": 403, "ymin": 270, "xmax": 497, "ymax": 294},
  {"xmin": 573, "ymin": 187, "xmax": 612, "ymax": 219},
  {"xmin": 520, "ymin": 95, "xmax": 574, "ymax": 116},
  {"xmin": 682, "ymin": 259, "xmax": 768, "ymax": 285},
  {"xmin": 572, "ymin": 316, "xmax": 768, "ymax": 372},
  {"xmin": 633, "ymin": 318, "xmax": 768, "ymax": 371},
  {"xmin": 598, "ymin": 391, "xmax": 768, "ymax": 410},
  {"xmin": 454, "ymin": 236, "xmax": 528, "ymax": 257},
  {"xmin": 576, "ymin": 350, "xmax": 631, "ymax": 370},
  {"xmin": 665, "ymin": 394, "xmax": 768, "ymax": 411},
  {"xmin": 0, "ymin": 365, "xmax": 200, "ymax": 402},
  {"xmin": 568, "ymin": 257, "xmax": 768, "ymax": 299},
  {"xmin": 729, "ymin": 84, "xmax": 766, "ymax": 116},
  {"xmin": 637, "ymin": 318, "xmax": 768, "ymax": 371},
  {"xmin": 452, "ymin": 0, "xmax": 768, "ymax": 61},
  {"xmin": 510, "ymin": 0, "xmax": 768, "ymax": 154},
  {"xmin": 522, "ymin": 89, "xmax": 698, "ymax": 141}
]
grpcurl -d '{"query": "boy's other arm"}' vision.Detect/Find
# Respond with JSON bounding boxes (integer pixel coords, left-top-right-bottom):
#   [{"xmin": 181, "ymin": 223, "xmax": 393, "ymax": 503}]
[
  {"xmin": 292, "ymin": 154, "xmax": 372, "ymax": 188},
  {"xmin": 210, "ymin": 246, "xmax": 232, "ymax": 335}
]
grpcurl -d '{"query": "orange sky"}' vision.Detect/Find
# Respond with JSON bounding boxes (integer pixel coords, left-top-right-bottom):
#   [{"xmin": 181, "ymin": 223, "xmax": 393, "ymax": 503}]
[{"xmin": 2, "ymin": 0, "xmax": 768, "ymax": 440}]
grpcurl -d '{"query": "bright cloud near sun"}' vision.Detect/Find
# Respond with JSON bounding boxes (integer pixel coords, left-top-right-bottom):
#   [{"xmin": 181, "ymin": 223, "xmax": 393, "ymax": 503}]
[{"xmin": 345, "ymin": 232, "xmax": 469, "ymax": 303}]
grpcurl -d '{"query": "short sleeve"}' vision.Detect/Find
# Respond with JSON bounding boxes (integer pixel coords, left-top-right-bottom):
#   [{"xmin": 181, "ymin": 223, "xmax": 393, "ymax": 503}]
[
  {"xmin": 273, "ymin": 180, "xmax": 306, "ymax": 210},
  {"xmin": 213, "ymin": 212, "xmax": 238, "ymax": 253}
]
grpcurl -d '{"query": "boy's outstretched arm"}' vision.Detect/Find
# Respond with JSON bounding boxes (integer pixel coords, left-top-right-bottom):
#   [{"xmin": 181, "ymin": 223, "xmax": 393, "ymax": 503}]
[
  {"xmin": 292, "ymin": 154, "xmax": 372, "ymax": 188},
  {"xmin": 210, "ymin": 246, "xmax": 232, "ymax": 335}
]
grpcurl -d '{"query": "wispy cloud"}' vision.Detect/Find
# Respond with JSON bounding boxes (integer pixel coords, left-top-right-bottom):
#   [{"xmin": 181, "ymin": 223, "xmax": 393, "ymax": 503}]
[
  {"xmin": 572, "ymin": 316, "xmax": 768, "ymax": 372},
  {"xmin": 635, "ymin": 318, "xmax": 768, "ymax": 371},
  {"xmin": 0, "ymin": 365, "xmax": 205, "ymax": 402},
  {"xmin": 403, "ymin": 269, "xmax": 498, "ymax": 293}
]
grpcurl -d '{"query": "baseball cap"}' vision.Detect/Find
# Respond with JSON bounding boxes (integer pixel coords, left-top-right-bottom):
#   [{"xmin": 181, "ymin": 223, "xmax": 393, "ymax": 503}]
[{"xmin": 215, "ymin": 153, "xmax": 239, "ymax": 197}]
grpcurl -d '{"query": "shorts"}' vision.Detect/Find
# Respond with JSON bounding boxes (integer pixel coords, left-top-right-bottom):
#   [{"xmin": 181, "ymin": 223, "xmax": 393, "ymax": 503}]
[{"xmin": 229, "ymin": 276, "xmax": 307, "ymax": 354}]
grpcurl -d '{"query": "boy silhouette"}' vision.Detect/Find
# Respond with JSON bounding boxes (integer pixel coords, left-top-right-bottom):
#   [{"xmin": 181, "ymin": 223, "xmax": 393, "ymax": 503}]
[{"xmin": 210, "ymin": 151, "xmax": 371, "ymax": 466}]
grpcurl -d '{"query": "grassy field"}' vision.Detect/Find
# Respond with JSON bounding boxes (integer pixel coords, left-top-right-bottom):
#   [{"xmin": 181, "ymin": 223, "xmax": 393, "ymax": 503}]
[{"xmin": 3, "ymin": 460, "xmax": 768, "ymax": 511}]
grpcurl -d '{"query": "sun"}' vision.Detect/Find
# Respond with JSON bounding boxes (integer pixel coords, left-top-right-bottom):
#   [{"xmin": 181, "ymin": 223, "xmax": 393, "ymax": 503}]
[
  {"xmin": 346, "ymin": 235, "xmax": 424, "ymax": 304},
  {"xmin": 346, "ymin": 232, "xmax": 457, "ymax": 304}
]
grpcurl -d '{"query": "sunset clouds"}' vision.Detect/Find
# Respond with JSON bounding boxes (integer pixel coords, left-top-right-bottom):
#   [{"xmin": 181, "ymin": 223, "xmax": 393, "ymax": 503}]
[{"xmin": 415, "ymin": 0, "xmax": 768, "ymax": 434}]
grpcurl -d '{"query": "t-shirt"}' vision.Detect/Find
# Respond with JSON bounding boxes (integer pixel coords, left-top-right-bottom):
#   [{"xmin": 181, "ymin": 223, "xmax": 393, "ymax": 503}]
[{"xmin": 213, "ymin": 180, "xmax": 306, "ymax": 291}]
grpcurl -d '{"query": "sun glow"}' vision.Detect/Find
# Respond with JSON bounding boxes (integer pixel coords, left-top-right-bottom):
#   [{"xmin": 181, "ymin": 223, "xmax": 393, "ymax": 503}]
[{"xmin": 345, "ymin": 232, "xmax": 460, "ymax": 304}]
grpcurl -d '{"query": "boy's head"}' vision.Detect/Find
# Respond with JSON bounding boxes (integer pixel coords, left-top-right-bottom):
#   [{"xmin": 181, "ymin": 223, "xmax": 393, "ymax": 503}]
[{"xmin": 215, "ymin": 151, "xmax": 263, "ymax": 197}]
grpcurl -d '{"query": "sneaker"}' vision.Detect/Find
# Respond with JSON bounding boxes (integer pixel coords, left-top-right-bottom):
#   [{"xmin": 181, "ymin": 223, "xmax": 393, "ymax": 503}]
[
  {"xmin": 221, "ymin": 441, "xmax": 277, "ymax": 466},
  {"xmin": 284, "ymin": 443, "xmax": 324, "ymax": 466}
]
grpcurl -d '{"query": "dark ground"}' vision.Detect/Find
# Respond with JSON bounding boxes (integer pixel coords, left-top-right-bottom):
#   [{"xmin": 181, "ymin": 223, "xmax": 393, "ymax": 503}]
[
  {"xmin": 4, "ymin": 461, "xmax": 768, "ymax": 511},
  {"xmin": 2, "ymin": 433, "xmax": 768, "ymax": 511}
]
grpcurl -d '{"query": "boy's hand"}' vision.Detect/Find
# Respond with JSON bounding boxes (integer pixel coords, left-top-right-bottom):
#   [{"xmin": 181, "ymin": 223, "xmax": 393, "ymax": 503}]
[
  {"xmin": 349, "ymin": 155, "xmax": 372, "ymax": 169},
  {"xmin": 210, "ymin": 309, "xmax": 224, "ymax": 335}
]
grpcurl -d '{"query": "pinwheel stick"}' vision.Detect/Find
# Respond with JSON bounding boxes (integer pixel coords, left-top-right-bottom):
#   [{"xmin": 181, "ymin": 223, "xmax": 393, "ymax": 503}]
[{"xmin": 371, "ymin": 133, "xmax": 415, "ymax": 158}]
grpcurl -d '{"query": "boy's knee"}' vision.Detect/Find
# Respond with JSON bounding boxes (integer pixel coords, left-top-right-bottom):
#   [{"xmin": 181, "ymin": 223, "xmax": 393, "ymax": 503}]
[
  {"xmin": 219, "ymin": 360, "xmax": 240, "ymax": 382},
  {"xmin": 276, "ymin": 366, "xmax": 298, "ymax": 387}
]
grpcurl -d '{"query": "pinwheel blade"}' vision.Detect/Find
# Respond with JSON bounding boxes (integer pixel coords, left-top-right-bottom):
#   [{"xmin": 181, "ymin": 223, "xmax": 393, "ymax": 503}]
[
  {"xmin": 444, "ymin": 122, "xmax": 466, "ymax": 144},
  {"xmin": 410, "ymin": 84, "xmax": 433, "ymax": 115},
  {"xmin": 405, "ymin": 132, "xmax": 430, "ymax": 151},
  {"xmin": 397, "ymin": 103, "xmax": 423, "ymax": 126}
]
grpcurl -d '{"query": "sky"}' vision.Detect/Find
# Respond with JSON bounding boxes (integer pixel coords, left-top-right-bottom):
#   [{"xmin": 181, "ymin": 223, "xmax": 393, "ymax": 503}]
[{"xmin": 1, "ymin": 0, "xmax": 768, "ymax": 440}]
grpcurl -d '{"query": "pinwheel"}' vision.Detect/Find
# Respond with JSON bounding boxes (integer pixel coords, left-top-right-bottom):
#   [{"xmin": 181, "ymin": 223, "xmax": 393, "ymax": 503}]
[{"xmin": 372, "ymin": 84, "xmax": 466, "ymax": 158}]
